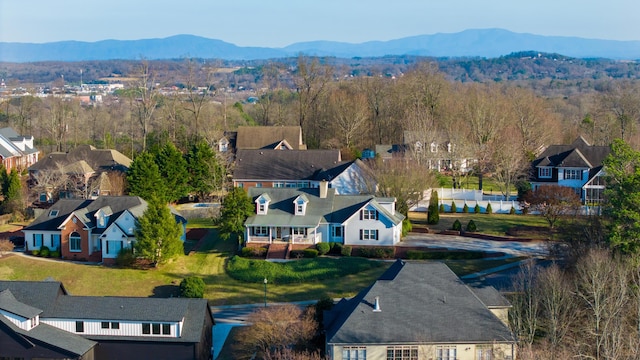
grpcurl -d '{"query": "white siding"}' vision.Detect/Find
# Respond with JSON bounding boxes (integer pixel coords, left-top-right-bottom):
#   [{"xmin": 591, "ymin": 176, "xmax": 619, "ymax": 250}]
[
  {"xmin": 343, "ymin": 204, "xmax": 399, "ymax": 246},
  {"xmin": 42, "ymin": 318, "xmax": 179, "ymax": 338},
  {"xmin": 114, "ymin": 210, "xmax": 137, "ymax": 235},
  {"xmin": 329, "ymin": 163, "xmax": 372, "ymax": 195},
  {"xmin": 22, "ymin": 230, "xmax": 62, "ymax": 251},
  {"xmin": 101, "ymin": 224, "xmax": 133, "ymax": 259},
  {"xmin": 0, "ymin": 309, "xmax": 30, "ymax": 330},
  {"xmin": 329, "ymin": 343, "xmax": 515, "ymax": 360}
]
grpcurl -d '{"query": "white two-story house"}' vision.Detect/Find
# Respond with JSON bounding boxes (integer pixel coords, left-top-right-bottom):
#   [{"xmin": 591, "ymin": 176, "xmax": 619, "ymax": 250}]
[
  {"xmin": 530, "ymin": 136, "xmax": 611, "ymax": 204},
  {"xmin": 244, "ymin": 181, "xmax": 404, "ymax": 247}
]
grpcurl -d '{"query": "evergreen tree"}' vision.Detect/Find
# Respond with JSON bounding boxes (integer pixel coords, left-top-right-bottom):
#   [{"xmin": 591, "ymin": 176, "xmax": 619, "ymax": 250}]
[
  {"xmin": 218, "ymin": 187, "xmax": 254, "ymax": 245},
  {"xmin": 127, "ymin": 152, "xmax": 167, "ymax": 201},
  {"xmin": 155, "ymin": 142, "xmax": 189, "ymax": 203},
  {"xmin": 1, "ymin": 169, "xmax": 21, "ymax": 215},
  {"xmin": 427, "ymin": 190, "xmax": 439, "ymax": 225},
  {"xmin": 134, "ymin": 196, "xmax": 183, "ymax": 267},
  {"xmin": 186, "ymin": 141, "xmax": 225, "ymax": 201}
]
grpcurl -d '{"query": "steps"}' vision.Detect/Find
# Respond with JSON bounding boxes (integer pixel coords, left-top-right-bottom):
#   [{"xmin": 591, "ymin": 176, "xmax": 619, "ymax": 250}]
[{"xmin": 266, "ymin": 243, "xmax": 289, "ymax": 260}]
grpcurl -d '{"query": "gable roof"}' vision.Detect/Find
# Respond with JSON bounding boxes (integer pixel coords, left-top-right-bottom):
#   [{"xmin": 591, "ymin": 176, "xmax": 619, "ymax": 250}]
[
  {"xmin": 532, "ymin": 136, "xmax": 610, "ymax": 169},
  {"xmin": 325, "ymin": 260, "xmax": 514, "ymax": 345},
  {"xmin": 29, "ymin": 144, "xmax": 132, "ymax": 173},
  {"xmin": 234, "ymin": 149, "xmax": 341, "ymax": 181},
  {"xmin": 23, "ymin": 196, "xmax": 147, "ymax": 232},
  {"xmin": 0, "ymin": 280, "xmax": 67, "ymax": 315},
  {"xmin": 236, "ymin": 126, "xmax": 306, "ymax": 150},
  {"xmin": 0, "ymin": 289, "xmax": 42, "ymax": 318}
]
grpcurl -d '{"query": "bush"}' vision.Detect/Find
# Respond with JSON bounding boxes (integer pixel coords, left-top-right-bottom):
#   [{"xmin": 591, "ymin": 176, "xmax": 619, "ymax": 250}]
[
  {"xmin": 290, "ymin": 250, "xmax": 305, "ymax": 259},
  {"xmin": 474, "ymin": 204, "xmax": 481, "ymax": 213},
  {"xmin": 450, "ymin": 201, "xmax": 457, "ymax": 213},
  {"xmin": 316, "ymin": 243, "xmax": 330, "ymax": 256},
  {"xmin": 329, "ymin": 242, "xmax": 343, "ymax": 255},
  {"xmin": 466, "ymin": 220, "xmax": 477, "ymax": 232},
  {"xmin": 241, "ymin": 247, "xmax": 267, "ymax": 258},
  {"xmin": 462, "ymin": 204, "xmax": 469, "ymax": 213},
  {"xmin": 439, "ymin": 204, "xmax": 445, "ymax": 213},
  {"xmin": 341, "ymin": 245, "xmax": 352, "ymax": 257},
  {"xmin": 427, "ymin": 191, "xmax": 439, "ymax": 225},
  {"xmin": 31, "ymin": 250, "xmax": 39, "ymax": 256},
  {"xmin": 510, "ymin": 206, "xmax": 516, "ymax": 215},
  {"xmin": 486, "ymin": 203, "xmax": 493, "ymax": 214},
  {"xmin": 452, "ymin": 219, "xmax": 462, "ymax": 231},
  {"xmin": 358, "ymin": 247, "xmax": 394, "ymax": 259},
  {"xmin": 402, "ymin": 218, "xmax": 412, "ymax": 236},
  {"xmin": 50, "ymin": 250, "xmax": 60, "ymax": 258},
  {"xmin": 39, "ymin": 246, "xmax": 50, "ymax": 257},
  {"xmin": 303, "ymin": 249, "xmax": 318, "ymax": 258},
  {"xmin": 180, "ymin": 276, "xmax": 205, "ymax": 298},
  {"xmin": 115, "ymin": 248, "xmax": 136, "ymax": 267}
]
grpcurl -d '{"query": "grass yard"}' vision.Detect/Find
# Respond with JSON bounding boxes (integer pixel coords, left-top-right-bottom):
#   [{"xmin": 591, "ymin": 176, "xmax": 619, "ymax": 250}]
[{"xmin": 410, "ymin": 212, "xmax": 549, "ymax": 237}]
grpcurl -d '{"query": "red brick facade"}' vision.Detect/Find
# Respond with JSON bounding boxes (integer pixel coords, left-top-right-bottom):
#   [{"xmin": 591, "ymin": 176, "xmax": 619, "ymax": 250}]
[{"xmin": 60, "ymin": 215, "xmax": 92, "ymax": 261}]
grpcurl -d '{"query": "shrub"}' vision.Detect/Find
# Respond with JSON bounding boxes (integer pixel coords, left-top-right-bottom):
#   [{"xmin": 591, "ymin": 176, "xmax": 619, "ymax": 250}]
[
  {"xmin": 303, "ymin": 249, "xmax": 318, "ymax": 258},
  {"xmin": 31, "ymin": 250, "xmax": 39, "ymax": 256},
  {"xmin": 427, "ymin": 191, "xmax": 440, "ymax": 225},
  {"xmin": 358, "ymin": 247, "xmax": 394, "ymax": 259},
  {"xmin": 241, "ymin": 247, "xmax": 267, "ymax": 258},
  {"xmin": 466, "ymin": 220, "xmax": 477, "ymax": 232},
  {"xmin": 462, "ymin": 204, "xmax": 469, "ymax": 213},
  {"xmin": 474, "ymin": 204, "xmax": 481, "ymax": 213},
  {"xmin": 452, "ymin": 219, "xmax": 462, "ymax": 231},
  {"xmin": 402, "ymin": 218, "xmax": 412, "ymax": 236},
  {"xmin": 50, "ymin": 250, "xmax": 60, "ymax": 258},
  {"xmin": 439, "ymin": 204, "xmax": 445, "ymax": 213},
  {"xmin": 39, "ymin": 246, "xmax": 50, "ymax": 257},
  {"xmin": 341, "ymin": 245, "xmax": 352, "ymax": 257},
  {"xmin": 486, "ymin": 203, "xmax": 493, "ymax": 214},
  {"xmin": 115, "ymin": 248, "xmax": 136, "ymax": 267},
  {"xmin": 510, "ymin": 206, "xmax": 516, "ymax": 215},
  {"xmin": 450, "ymin": 201, "xmax": 457, "ymax": 213},
  {"xmin": 180, "ymin": 276, "xmax": 205, "ymax": 298},
  {"xmin": 330, "ymin": 242, "xmax": 343, "ymax": 255},
  {"xmin": 316, "ymin": 243, "xmax": 330, "ymax": 255},
  {"xmin": 290, "ymin": 250, "xmax": 305, "ymax": 259},
  {"xmin": 240, "ymin": 247, "xmax": 255, "ymax": 257}
]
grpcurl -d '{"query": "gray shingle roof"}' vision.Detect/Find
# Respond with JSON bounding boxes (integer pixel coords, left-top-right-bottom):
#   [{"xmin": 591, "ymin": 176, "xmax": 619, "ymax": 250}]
[
  {"xmin": 0, "ymin": 315, "xmax": 97, "ymax": 356},
  {"xmin": 234, "ymin": 149, "xmax": 341, "ymax": 181},
  {"xmin": 0, "ymin": 280, "xmax": 67, "ymax": 315},
  {"xmin": 325, "ymin": 260, "xmax": 515, "ymax": 345},
  {"xmin": 0, "ymin": 289, "xmax": 42, "ymax": 318},
  {"xmin": 236, "ymin": 126, "xmax": 305, "ymax": 150},
  {"xmin": 532, "ymin": 136, "xmax": 610, "ymax": 171}
]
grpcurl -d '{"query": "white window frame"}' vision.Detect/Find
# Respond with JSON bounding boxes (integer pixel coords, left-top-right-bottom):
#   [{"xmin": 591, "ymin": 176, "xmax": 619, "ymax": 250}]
[
  {"xmin": 362, "ymin": 209, "xmax": 377, "ymax": 220},
  {"xmin": 564, "ymin": 169, "xmax": 581, "ymax": 180},
  {"xmin": 343, "ymin": 346, "xmax": 367, "ymax": 360},
  {"xmin": 538, "ymin": 167, "xmax": 552, "ymax": 178},
  {"xmin": 254, "ymin": 226, "xmax": 268, "ymax": 236},
  {"xmin": 436, "ymin": 346, "xmax": 457, "ymax": 360},
  {"xmin": 361, "ymin": 229, "xmax": 378, "ymax": 241},
  {"xmin": 332, "ymin": 225, "xmax": 343, "ymax": 238},
  {"xmin": 292, "ymin": 227, "xmax": 307, "ymax": 236},
  {"xmin": 476, "ymin": 345, "xmax": 493, "ymax": 360},
  {"xmin": 69, "ymin": 232, "xmax": 82, "ymax": 252},
  {"xmin": 387, "ymin": 345, "xmax": 418, "ymax": 360}
]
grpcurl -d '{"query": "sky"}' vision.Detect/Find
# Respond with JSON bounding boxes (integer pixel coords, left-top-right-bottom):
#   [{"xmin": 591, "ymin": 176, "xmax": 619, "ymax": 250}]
[{"xmin": 1, "ymin": 0, "xmax": 639, "ymax": 47}]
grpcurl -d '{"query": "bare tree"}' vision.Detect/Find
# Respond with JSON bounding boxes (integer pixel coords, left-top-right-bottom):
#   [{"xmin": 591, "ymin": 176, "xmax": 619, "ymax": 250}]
[
  {"xmin": 293, "ymin": 56, "xmax": 331, "ymax": 143},
  {"xmin": 131, "ymin": 60, "xmax": 160, "ymax": 151},
  {"xmin": 0, "ymin": 239, "xmax": 14, "ymax": 256},
  {"xmin": 490, "ymin": 124, "xmax": 529, "ymax": 200},
  {"xmin": 523, "ymin": 185, "xmax": 581, "ymax": 230},
  {"xmin": 536, "ymin": 264, "xmax": 576, "ymax": 358},
  {"xmin": 509, "ymin": 260, "xmax": 540, "ymax": 358},
  {"xmin": 326, "ymin": 84, "xmax": 369, "ymax": 149}
]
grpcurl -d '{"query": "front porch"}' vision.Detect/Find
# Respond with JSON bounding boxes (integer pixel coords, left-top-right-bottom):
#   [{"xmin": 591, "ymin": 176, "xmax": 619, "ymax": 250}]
[{"xmin": 246, "ymin": 225, "xmax": 322, "ymax": 244}]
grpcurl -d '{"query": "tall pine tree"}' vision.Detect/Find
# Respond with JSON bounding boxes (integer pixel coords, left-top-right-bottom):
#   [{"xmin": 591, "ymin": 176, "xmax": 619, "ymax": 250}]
[
  {"xmin": 134, "ymin": 196, "xmax": 183, "ymax": 267},
  {"xmin": 1, "ymin": 169, "xmax": 21, "ymax": 215},
  {"xmin": 126, "ymin": 152, "xmax": 167, "ymax": 202},
  {"xmin": 186, "ymin": 140, "xmax": 225, "ymax": 201},
  {"xmin": 219, "ymin": 187, "xmax": 254, "ymax": 245},
  {"xmin": 155, "ymin": 143, "xmax": 189, "ymax": 203}
]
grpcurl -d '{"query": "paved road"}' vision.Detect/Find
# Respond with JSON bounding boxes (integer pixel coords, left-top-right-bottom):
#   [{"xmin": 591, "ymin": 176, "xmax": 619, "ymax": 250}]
[{"xmin": 400, "ymin": 233, "xmax": 550, "ymax": 257}]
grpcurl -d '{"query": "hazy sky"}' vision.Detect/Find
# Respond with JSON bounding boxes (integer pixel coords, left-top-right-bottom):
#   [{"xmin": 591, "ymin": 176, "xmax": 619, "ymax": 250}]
[{"xmin": 1, "ymin": 0, "xmax": 638, "ymax": 47}]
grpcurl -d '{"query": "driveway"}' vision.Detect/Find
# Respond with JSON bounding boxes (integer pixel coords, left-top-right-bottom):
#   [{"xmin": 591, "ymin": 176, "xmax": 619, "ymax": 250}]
[{"xmin": 400, "ymin": 233, "xmax": 550, "ymax": 257}]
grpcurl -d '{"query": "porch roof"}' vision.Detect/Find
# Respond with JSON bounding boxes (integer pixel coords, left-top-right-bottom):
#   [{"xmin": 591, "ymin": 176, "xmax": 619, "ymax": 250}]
[{"xmin": 245, "ymin": 214, "xmax": 322, "ymax": 228}]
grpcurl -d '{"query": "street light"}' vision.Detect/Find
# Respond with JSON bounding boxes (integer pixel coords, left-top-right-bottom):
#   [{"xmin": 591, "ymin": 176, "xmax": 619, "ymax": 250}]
[{"xmin": 263, "ymin": 278, "xmax": 268, "ymax": 307}]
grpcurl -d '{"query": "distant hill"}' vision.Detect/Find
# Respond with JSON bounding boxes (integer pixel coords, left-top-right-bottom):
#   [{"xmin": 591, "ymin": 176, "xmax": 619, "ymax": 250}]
[{"xmin": 2, "ymin": 29, "xmax": 640, "ymax": 62}]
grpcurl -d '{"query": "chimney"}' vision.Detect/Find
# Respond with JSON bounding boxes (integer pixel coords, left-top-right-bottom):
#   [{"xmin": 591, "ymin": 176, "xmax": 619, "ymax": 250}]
[
  {"xmin": 373, "ymin": 296, "xmax": 381, "ymax": 312},
  {"xmin": 319, "ymin": 180, "xmax": 328, "ymax": 199}
]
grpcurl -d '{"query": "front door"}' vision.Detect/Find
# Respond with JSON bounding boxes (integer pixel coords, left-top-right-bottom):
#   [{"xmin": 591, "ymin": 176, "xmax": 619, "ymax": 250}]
[{"xmin": 276, "ymin": 227, "xmax": 282, "ymax": 240}]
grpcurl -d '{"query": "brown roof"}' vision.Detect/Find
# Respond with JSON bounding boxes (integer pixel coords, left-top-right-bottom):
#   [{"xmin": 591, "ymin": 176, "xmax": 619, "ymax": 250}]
[
  {"xmin": 235, "ymin": 126, "xmax": 306, "ymax": 150},
  {"xmin": 29, "ymin": 145, "xmax": 132, "ymax": 174}
]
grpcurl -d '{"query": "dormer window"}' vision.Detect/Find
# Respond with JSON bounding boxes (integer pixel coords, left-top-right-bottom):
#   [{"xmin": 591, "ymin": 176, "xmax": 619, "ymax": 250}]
[
  {"xmin": 430, "ymin": 142, "xmax": 438, "ymax": 153},
  {"xmin": 294, "ymin": 195, "xmax": 309, "ymax": 216},
  {"xmin": 255, "ymin": 194, "xmax": 271, "ymax": 215},
  {"xmin": 49, "ymin": 210, "xmax": 59, "ymax": 217}
]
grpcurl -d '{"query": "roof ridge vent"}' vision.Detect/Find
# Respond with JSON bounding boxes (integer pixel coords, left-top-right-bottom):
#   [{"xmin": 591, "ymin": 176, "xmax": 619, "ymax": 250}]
[{"xmin": 373, "ymin": 296, "xmax": 381, "ymax": 312}]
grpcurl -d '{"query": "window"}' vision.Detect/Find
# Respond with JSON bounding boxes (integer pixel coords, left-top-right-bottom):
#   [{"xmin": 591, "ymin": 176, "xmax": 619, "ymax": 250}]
[
  {"xmin": 360, "ymin": 229, "xmax": 379, "ymax": 241},
  {"xmin": 476, "ymin": 346, "xmax": 493, "ymax": 360},
  {"xmin": 75, "ymin": 321, "xmax": 84, "ymax": 333},
  {"xmin": 152, "ymin": 323, "xmax": 161, "ymax": 334},
  {"xmin": 436, "ymin": 346, "xmax": 457, "ymax": 360},
  {"xmin": 387, "ymin": 346, "xmax": 418, "ymax": 360},
  {"xmin": 292, "ymin": 227, "xmax": 307, "ymax": 236},
  {"xmin": 254, "ymin": 226, "xmax": 268, "ymax": 236},
  {"xmin": 332, "ymin": 226, "xmax": 342, "ymax": 238},
  {"xmin": 106, "ymin": 240, "xmax": 123, "ymax": 255},
  {"xmin": 564, "ymin": 169, "xmax": 582, "ymax": 180},
  {"xmin": 430, "ymin": 142, "xmax": 438, "ymax": 152},
  {"xmin": 162, "ymin": 323, "xmax": 170, "ymax": 335},
  {"xmin": 296, "ymin": 204, "xmax": 304, "ymax": 213},
  {"xmin": 361, "ymin": 209, "xmax": 378, "ymax": 220},
  {"xmin": 51, "ymin": 234, "xmax": 61, "ymax": 249},
  {"xmin": 101, "ymin": 321, "xmax": 109, "ymax": 329},
  {"xmin": 343, "ymin": 347, "xmax": 366, "ymax": 360},
  {"xmin": 273, "ymin": 182, "xmax": 284, "ymax": 188},
  {"xmin": 256, "ymin": 183, "xmax": 262, "ymax": 188},
  {"xmin": 142, "ymin": 323, "xmax": 151, "ymax": 334},
  {"xmin": 49, "ymin": 210, "xmax": 59, "ymax": 217},
  {"xmin": 111, "ymin": 322, "xmax": 120, "ymax": 329},
  {"xmin": 143, "ymin": 322, "xmax": 170, "ymax": 335},
  {"xmin": 69, "ymin": 232, "xmax": 81, "ymax": 252},
  {"xmin": 33, "ymin": 234, "xmax": 43, "ymax": 248},
  {"xmin": 538, "ymin": 167, "xmax": 551, "ymax": 178}
]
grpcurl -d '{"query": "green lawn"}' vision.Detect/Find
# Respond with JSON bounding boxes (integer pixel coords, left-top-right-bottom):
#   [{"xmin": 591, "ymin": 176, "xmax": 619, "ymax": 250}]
[
  {"xmin": 0, "ymin": 227, "xmax": 530, "ymax": 304},
  {"xmin": 410, "ymin": 212, "xmax": 549, "ymax": 237}
]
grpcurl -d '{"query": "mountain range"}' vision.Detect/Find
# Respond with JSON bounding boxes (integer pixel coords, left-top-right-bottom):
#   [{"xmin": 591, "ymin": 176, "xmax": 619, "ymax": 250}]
[{"xmin": 1, "ymin": 28, "xmax": 640, "ymax": 62}]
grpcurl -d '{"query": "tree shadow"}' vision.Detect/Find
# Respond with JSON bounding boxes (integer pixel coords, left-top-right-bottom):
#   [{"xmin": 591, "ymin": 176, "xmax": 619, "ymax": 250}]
[{"xmin": 150, "ymin": 284, "xmax": 180, "ymax": 298}]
